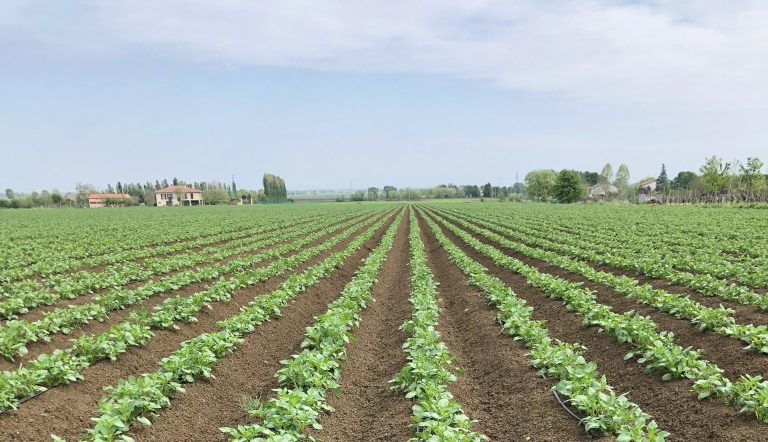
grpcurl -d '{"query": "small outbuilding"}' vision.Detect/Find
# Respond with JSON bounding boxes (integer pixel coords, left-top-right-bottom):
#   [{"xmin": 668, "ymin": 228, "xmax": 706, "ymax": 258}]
[{"xmin": 88, "ymin": 193, "xmax": 131, "ymax": 208}]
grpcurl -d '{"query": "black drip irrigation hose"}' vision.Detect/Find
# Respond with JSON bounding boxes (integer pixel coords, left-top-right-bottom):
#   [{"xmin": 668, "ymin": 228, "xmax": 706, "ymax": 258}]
[
  {"xmin": 552, "ymin": 389, "xmax": 603, "ymax": 438},
  {"xmin": 552, "ymin": 389, "xmax": 583, "ymax": 422},
  {"xmin": 0, "ymin": 388, "xmax": 51, "ymax": 415}
]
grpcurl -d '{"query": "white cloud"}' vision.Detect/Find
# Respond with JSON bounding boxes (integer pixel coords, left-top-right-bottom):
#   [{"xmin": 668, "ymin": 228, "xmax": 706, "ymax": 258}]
[{"xmin": 3, "ymin": 0, "xmax": 768, "ymax": 110}]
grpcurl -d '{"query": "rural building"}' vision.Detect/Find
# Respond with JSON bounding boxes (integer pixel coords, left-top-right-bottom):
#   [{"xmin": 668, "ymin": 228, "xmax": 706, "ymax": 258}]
[
  {"xmin": 588, "ymin": 183, "xmax": 618, "ymax": 199},
  {"xmin": 155, "ymin": 186, "xmax": 203, "ymax": 206},
  {"xmin": 637, "ymin": 178, "xmax": 659, "ymax": 203},
  {"xmin": 88, "ymin": 193, "xmax": 131, "ymax": 208}
]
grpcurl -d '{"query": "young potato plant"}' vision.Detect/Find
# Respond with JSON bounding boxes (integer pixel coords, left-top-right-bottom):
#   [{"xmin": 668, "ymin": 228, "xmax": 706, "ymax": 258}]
[
  {"xmin": 0, "ymin": 211, "xmax": 375, "ymax": 360},
  {"xmin": 389, "ymin": 208, "xmax": 486, "ymax": 441},
  {"xmin": 426, "ymin": 210, "xmax": 768, "ymax": 425},
  {"xmin": 0, "ymin": 210, "xmax": 372, "ymax": 321},
  {"xmin": 0, "ymin": 211, "xmax": 392, "ymax": 412},
  {"xmin": 53, "ymin": 210, "xmax": 402, "ymax": 441},
  {"xmin": 460, "ymin": 208, "xmax": 768, "ymax": 311},
  {"xmin": 436, "ymin": 209, "xmax": 768, "ymax": 354},
  {"xmin": 221, "ymin": 212, "xmax": 403, "ymax": 441},
  {"xmin": 418, "ymin": 209, "xmax": 668, "ymax": 441}
]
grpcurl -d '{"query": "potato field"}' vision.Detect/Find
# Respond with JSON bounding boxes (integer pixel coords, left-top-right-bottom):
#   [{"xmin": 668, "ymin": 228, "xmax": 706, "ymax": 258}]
[{"xmin": 1, "ymin": 203, "xmax": 768, "ymax": 441}]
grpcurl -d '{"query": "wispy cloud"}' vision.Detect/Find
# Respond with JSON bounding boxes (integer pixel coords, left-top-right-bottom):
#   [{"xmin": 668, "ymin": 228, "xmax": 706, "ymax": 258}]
[{"xmin": 3, "ymin": 1, "xmax": 768, "ymax": 110}]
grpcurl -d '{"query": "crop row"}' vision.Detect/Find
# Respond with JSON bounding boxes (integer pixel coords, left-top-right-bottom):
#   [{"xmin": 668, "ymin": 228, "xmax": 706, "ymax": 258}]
[
  {"xmin": 424, "ymin": 209, "xmax": 768, "ymax": 424},
  {"xmin": 506, "ymin": 210, "xmax": 768, "ymax": 288},
  {"xmin": 431, "ymin": 208, "xmax": 768, "ymax": 354},
  {"xmin": 445, "ymin": 207, "xmax": 768, "ymax": 311},
  {"xmin": 389, "ymin": 208, "xmax": 486, "ymax": 441},
  {"xmin": 1, "ymin": 206, "xmax": 331, "ymax": 273},
  {"xmin": 0, "ymin": 211, "xmax": 328, "ymax": 283},
  {"xmin": 70, "ymin": 209, "xmax": 403, "ymax": 441},
  {"xmin": 417, "ymin": 208, "xmax": 667, "ymax": 441},
  {"xmin": 0, "ymin": 210, "xmax": 378, "ymax": 361},
  {"xmin": 0, "ymin": 209, "xmax": 394, "ymax": 412},
  {"xmin": 0, "ymin": 212, "xmax": 352, "ymax": 318}
]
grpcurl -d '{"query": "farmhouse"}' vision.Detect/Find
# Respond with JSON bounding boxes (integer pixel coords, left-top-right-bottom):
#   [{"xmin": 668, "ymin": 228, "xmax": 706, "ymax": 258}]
[
  {"xmin": 88, "ymin": 193, "xmax": 131, "ymax": 208},
  {"xmin": 637, "ymin": 178, "xmax": 659, "ymax": 203},
  {"xmin": 588, "ymin": 183, "xmax": 618, "ymax": 199},
  {"xmin": 155, "ymin": 186, "xmax": 203, "ymax": 206}
]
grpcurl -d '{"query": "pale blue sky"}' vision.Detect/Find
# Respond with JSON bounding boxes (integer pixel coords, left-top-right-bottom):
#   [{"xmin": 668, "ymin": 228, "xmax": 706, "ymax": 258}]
[{"xmin": 1, "ymin": 1, "xmax": 766, "ymax": 192}]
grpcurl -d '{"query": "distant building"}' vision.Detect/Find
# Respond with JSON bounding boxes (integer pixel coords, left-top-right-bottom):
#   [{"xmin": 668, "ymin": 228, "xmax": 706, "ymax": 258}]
[
  {"xmin": 637, "ymin": 178, "xmax": 659, "ymax": 203},
  {"xmin": 155, "ymin": 186, "xmax": 203, "ymax": 206},
  {"xmin": 588, "ymin": 183, "xmax": 618, "ymax": 199},
  {"xmin": 88, "ymin": 193, "xmax": 131, "ymax": 208}
]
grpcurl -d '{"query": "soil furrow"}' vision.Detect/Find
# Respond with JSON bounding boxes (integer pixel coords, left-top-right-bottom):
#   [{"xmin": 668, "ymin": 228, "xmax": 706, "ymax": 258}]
[
  {"xmin": 124, "ymin": 213, "xmax": 399, "ymax": 442},
  {"xmin": 0, "ymin": 215, "xmax": 379, "ymax": 372},
  {"xmin": 306, "ymin": 211, "xmax": 412, "ymax": 442},
  {"xmin": 0, "ymin": 211, "xmax": 394, "ymax": 442},
  {"xmin": 440, "ymin": 212, "xmax": 768, "ymax": 380},
  {"xmin": 416, "ymin": 213, "xmax": 593, "ymax": 441},
  {"xmin": 424, "ymin": 210, "xmax": 768, "ymax": 440},
  {"xmin": 460, "ymin": 212, "xmax": 768, "ymax": 327}
]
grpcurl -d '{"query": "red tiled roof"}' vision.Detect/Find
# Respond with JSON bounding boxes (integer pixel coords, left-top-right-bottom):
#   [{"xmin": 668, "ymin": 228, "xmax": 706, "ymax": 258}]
[
  {"xmin": 155, "ymin": 186, "xmax": 203, "ymax": 193},
  {"xmin": 88, "ymin": 193, "xmax": 131, "ymax": 199}
]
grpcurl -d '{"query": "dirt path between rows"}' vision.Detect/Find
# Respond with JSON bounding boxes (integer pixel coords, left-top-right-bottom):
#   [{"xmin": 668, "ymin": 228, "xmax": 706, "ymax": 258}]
[
  {"xmin": 438, "ymin": 211, "xmax": 768, "ymax": 380},
  {"xmin": 306, "ymin": 211, "xmax": 413, "ymax": 442},
  {"xmin": 422, "ymin": 210, "xmax": 768, "ymax": 440},
  {"xmin": 467, "ymin": 213, "xmax": 768, "ymax": 327},
  {"xmin": 0, "ymin": 213, "xmax": 381, "ymax": 372},
  {"xmin": 417, "ymin": 212, "xmax": 592, "ymax": 441},
  {"xmin": 125, "ymin": 210, "xmax": 401, "ymax": 442},
  {"xmin": 0, "ymin": 211, "xmax": 396, "ymax": 442}
]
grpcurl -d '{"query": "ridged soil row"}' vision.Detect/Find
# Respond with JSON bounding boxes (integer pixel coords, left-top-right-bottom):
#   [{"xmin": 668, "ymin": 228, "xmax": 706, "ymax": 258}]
[
  {"xmin": 305, "ymin": 210, "xmax": 413, "ymax": 442},
  {"xmin": 124, "ymin": 211, "xmax": 402, "ymax": 442},
  {"xmin": 432, "ymin": 209, "xmax": 768, "ymax": 379},
  {"xmin": 15, "ymin": 214, "xmax": 356, "ymax": 322},
  {"xmin": 0, "ymin": 211, "xmax": 396, "ymax": 442},
  {"xmin": 0, "ymin": 213, "xmax": 380, "ymax": 372},
  {"xmin": 472, "ymin": 213, "xmax": 768, "ymax": 326},
  {"xmin": 422, "ymin": 210, "xmax": 767, "ymax": 440},
  {"xmin": 415, "ymin": 212, "xmax": 592, "ymax": 441}
]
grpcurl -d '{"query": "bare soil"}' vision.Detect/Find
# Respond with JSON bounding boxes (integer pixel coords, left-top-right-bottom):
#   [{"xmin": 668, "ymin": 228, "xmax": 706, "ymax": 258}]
[{"xmin": 422, "ymin": 209, "xmax": 768, "ymax": 440}]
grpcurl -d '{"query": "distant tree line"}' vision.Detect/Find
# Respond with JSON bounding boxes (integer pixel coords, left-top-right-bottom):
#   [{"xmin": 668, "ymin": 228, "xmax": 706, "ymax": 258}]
[{"xmin": 1, "ymin": 173, "xmax": 291, "ymax": 208}]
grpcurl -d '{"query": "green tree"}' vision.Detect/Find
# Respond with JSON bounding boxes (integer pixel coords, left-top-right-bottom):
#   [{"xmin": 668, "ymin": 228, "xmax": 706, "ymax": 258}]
[
  {"xmin": 614, "ymin": 164, "xmax": 630, "ymax": 199},
  {"xmin": 481, "ymin": 182, "xmax": 492, "ymax": 198},
  {"xmin": 524, "ymin": 169, "xmax": 558, "ymax": 201},
  {"xmin": 4, "ymin": 188, "xmax": 13, "ymax": 199},
  {"xmin": 672, "ymin": 171, "xmax": 697, "ymax": 189},
  {"xmin": 599, "ymin": 163, "xmax": 614, "ymax": 185},
  {"xmin": 699, "ymin": 156, "xmax": 731, "ymax": 194},
  {"xmin": 382, "ymin": 185, "xmax": 397, "ymax": 199},
  {"xmin": 367, "ymin": 187, "xmax": 379, "ymax": 201},
  {"xmin": 554, "ymin": 169, "xmax": 586, "ymax": 203},
  {"xmin": 657, "ymin": 164, "xmax": 671, "ymax": 200},
  {"xmin": 580, "ymin": 171, "xmax": 599, "ymax": 186},
  {"xmin": 463, "ymin": 185, "xmax": 481, "ymax": 198},
  {"xmin": 740, "ymin": 157, "xmax": 765, "ymax": 199}
]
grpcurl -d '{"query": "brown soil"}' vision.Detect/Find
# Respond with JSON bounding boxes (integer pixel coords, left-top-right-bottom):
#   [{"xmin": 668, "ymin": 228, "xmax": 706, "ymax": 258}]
[
  {"xmin": 421, "ymin": 209, "xmax": 768, "ymax": 440},
  {"xmin": 0, "ymin": 210, "xmax": 397, "ymax": 441},
  {"xmin": 16, "ymin": 214, "xmax": 367, "ymax": 322},
  {"xmin": 306, "ymin": 212, "xmax": 413, "ymax": 442},
  {"xmin": 126, "ymin": 210, "xmax": 402, "ymax": 442},
  {"xmin": 441, "ymin": 212, "xmax": 768, "ymax": 380},
  {"xmin": 0, "ymin": 213, "xmax": 382, "ymax": 372},
  {"xmin": 457, "ymin": 211, "xmax": 768, "ymax": 327},
  {"xmin": 416, "ymin": 213, "xmax": 594, "ymax": 441}
]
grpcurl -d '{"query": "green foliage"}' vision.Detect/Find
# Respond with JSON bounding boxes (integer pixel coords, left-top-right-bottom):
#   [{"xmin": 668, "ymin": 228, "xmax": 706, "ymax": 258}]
[
  {"xmin": 554, "ymin": 169, "xmax": 586, "ymax": 203},
  {"xmin": 524, "ymin": 169, "xmax": 557, "ymax": 201}
]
